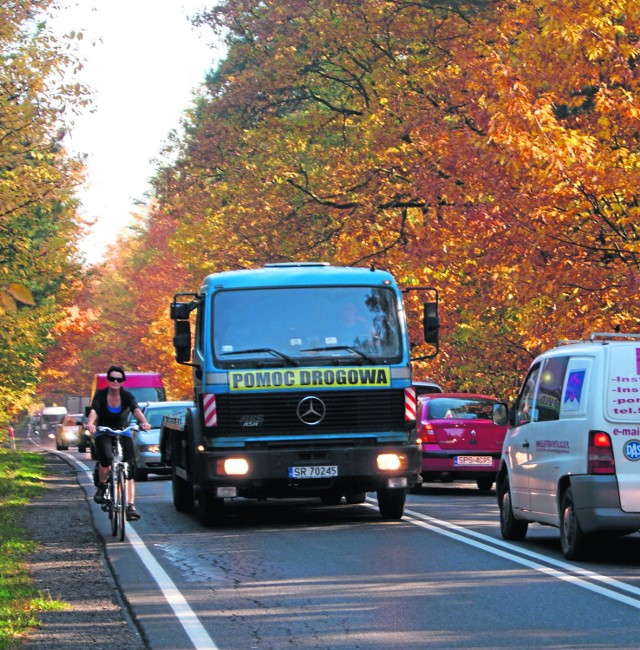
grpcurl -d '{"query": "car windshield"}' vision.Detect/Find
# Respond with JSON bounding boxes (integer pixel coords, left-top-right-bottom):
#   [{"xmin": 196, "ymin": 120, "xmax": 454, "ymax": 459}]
[
  {"xmin": 212, "ymin": 286, "xmax": 402, "ymax": 365},
  {"xmin": 43, "ymin": 414, "xmax": 65, "ymax": 424},
  {"xmin": 427, "ymin": 397, "xmax": 495, "ymax": 420}
]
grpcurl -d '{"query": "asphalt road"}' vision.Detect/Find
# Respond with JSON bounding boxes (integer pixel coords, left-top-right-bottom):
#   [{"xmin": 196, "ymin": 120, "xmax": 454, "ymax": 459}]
[{"xmin": 27, "ymin": 435, "xmax": 640, "ymax": 650}]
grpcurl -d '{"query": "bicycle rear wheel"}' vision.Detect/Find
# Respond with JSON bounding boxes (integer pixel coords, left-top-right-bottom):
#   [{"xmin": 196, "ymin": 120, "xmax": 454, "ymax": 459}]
[
  {"xmin": 117, "ymin": 467, "xmax": 127, "ymax": 542},
  {"xmin": 109, "ymin": 475, "xmax": 118, "ymax": 537}
]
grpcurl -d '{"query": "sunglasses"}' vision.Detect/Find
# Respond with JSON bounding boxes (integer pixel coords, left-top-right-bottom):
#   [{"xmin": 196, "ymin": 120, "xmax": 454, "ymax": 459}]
[{"xmin": 107, "ymin": 376, "xmax": 125, "ymax": 383}]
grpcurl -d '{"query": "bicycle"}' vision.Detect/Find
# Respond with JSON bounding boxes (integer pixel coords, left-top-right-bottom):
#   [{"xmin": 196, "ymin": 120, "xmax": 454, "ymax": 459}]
[{"xmin": 95, "ymin": 426, "xmax": 136, "ymax": 541}]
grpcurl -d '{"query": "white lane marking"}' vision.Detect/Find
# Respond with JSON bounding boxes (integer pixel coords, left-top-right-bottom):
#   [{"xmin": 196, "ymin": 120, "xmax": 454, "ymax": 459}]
[
  {"xmin": 62, "ymin": 448, "xmax": 220, "ymax": 650},
  {"xmin": 364, "ymin": 499, "xmax": 640, "ymax": 609},
  {"xmin": 125, "ymin": 525, "xmax": 219, "ymax": 650}
]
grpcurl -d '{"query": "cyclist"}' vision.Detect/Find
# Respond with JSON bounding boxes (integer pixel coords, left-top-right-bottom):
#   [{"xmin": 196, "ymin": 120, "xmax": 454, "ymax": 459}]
[{"xmin": 87, "ymin": 365, "xmax": 151, "ymax": 520}]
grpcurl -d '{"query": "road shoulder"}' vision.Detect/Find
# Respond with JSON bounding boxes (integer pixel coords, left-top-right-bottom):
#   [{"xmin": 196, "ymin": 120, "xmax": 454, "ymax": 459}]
[{"xmin": 22, "ymin": 453, "xmax": 146, "ymax": 650}]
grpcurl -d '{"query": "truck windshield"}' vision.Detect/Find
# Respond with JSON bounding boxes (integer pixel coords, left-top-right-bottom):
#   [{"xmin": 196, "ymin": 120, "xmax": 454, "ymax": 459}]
[{"xmin": 212, "ymin": 286, "xmax": 402, "ymax": 365}]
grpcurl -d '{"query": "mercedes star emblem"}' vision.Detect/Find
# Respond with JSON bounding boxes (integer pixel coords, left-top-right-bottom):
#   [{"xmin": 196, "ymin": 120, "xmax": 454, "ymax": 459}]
[{"xmin": 297, "ymin": 396, "xmax": 326, "ymax": 426}]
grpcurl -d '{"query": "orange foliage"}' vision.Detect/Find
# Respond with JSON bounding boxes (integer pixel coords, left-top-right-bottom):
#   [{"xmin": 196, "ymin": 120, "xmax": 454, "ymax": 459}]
[{"xmin": 43, "ymin": 0, "xmax": 640, "ymax": 401}]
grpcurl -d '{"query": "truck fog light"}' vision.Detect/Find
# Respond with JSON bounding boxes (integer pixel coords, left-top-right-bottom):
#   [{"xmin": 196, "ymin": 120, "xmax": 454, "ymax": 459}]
[
  {"xmin": 218, "ymin": 458, "xmax": 250, "ymax": 476},
  {"xmin": 377, "ymin": 453, "xmax": 406, "ymax": 471}
]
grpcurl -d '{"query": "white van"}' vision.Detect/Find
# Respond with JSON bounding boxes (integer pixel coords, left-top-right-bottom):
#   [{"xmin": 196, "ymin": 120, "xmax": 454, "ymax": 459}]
[
  {"xmin": 39, "ymin": 406, "xmax": 68, "ymax": 441},
  {"xmin": 495, "ymin": 332, "xmax": 640, "ymax": 560}
]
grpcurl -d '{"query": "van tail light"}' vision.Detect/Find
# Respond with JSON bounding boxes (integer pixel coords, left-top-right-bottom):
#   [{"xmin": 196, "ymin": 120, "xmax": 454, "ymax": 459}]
[
  {"xmin": 588, "ymin": 430, "xmax": 615, "ymax": 474},
  {"xmin": 417, "ymin": 422, "xmax": 437, "ymax": 445}
]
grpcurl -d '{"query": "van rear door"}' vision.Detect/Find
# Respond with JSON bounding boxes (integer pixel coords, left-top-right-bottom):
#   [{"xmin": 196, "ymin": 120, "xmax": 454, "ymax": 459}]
[{"xmin": 606, "ymin": 344, "xmax": 640, "ymax": 512}]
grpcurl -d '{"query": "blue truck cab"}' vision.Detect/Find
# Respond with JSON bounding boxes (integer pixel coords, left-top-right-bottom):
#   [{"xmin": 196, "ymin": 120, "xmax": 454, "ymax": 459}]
[{"xmin": 160, "ymin": 262, "xmax": 438, "ymax": 525}]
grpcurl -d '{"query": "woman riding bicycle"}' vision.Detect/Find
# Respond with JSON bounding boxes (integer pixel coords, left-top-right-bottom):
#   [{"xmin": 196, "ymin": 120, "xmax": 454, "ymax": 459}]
[{"xmin": 87, "ymin": 365, "xmax": 151, "ymax": 520}]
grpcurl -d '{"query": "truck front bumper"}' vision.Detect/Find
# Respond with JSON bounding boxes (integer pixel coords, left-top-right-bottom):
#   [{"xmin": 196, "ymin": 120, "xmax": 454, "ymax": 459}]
[{"xmin": 193, "ymin": 443, "xmax": 422, "ymax": 499}]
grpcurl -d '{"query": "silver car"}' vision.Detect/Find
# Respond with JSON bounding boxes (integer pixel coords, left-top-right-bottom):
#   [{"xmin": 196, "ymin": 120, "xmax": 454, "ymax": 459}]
[{"xmin": 132, "ymin": 401, "xmax": 193, "ymax": 481}]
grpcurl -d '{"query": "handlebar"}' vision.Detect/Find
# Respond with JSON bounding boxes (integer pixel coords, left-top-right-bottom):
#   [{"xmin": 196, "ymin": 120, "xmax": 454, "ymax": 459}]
[{"xmin": 96, "ymin": 425, "xmax": 139, "ymax": 435}]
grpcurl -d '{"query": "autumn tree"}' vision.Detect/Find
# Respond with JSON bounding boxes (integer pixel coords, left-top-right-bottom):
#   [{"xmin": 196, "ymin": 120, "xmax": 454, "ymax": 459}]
[
  {"xmin": 49, "ymin": 0, "xmax": 640, "ymax": 402},
  {"xmin": 0, "ymin": 0, "xmax": 88, "ymax": 422}
]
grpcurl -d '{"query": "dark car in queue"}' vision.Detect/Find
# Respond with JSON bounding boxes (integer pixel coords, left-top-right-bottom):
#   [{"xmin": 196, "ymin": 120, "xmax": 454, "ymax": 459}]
[
  {"xmin": 78, "ymin": 414, "xmax": 91, "ymax": 454},
  {"xmin": 416, "ymin": 393, "xmax": 507, "ymax": 491},
  {"xmin": 413, "ymin": 380, "xmax": 444, "ymax": 396},
  {"xmin": 131, "ymin": 400, "xmax": 194, "ymax": 481}
]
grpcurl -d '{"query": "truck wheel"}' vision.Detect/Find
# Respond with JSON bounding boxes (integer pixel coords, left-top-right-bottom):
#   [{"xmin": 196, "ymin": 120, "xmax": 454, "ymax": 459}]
[
  {"xmin": 172, "ymin": 466, "xmax": 194, "ymax": 512},
  {"xmin": 498, "ymin": 476, "xmax": 528, "ymax": 541},
  {"xmin": 198, "ymin": 491, "xmax": 224, "ymax": 527},
  {"xmin": 377, "ymin": 488, "xmax": 406, "ymax": 520},
  {"xmin": 560, "ymin": 487, "xmax": 589, "ymax": 560},
  {"xmin": 78, "ymin": 442, "xmax": 86, "ymax": 454}
]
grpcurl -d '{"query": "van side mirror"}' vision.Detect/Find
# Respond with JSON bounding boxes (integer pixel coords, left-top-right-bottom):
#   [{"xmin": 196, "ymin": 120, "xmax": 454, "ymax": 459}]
[
  {"xmin": 174, "ymin": 320, "xmax": 192, "ymax": 363},
  {"xmin": 492, "ymin": 402, "xmax": 509, "ymax": 426}
]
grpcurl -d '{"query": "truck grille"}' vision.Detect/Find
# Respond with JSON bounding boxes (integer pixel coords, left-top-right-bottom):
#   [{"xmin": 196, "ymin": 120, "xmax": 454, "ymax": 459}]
[{"xmin": 215, "ymin": 389, "xmax": 405, "ymax": 437}]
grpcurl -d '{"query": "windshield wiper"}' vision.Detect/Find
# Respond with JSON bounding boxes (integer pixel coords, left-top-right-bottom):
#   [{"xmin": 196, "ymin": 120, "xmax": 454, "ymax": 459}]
[
  {"xmin": 300, "ymin": 345, "xmax": 376, "ymax": 364},
  {"xmin": 220, "ymin": 347, "xmax": 299, "ymax": 366}
]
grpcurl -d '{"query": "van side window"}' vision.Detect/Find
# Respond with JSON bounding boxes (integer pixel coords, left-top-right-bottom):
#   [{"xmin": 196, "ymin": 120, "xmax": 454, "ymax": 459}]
[
  {"xmin": 516, "ymin": 363, "xmax": 540, "ymax": 425},
  {"xmin": 535, "ymin": 356, "xmax": 569, "ymax": 422}
]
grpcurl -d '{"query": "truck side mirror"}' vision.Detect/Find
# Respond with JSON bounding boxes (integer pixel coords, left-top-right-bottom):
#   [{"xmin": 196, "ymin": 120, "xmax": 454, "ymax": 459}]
[
  {"xmin": 423, "ymin": 301, "xmax": 439, "ymax": 345},
  {"xmin": 174, "ymin": 320, "xmax": 192, "ymax": 363},
  {"xmin": 171, "ymin": 301, "xmax": 192, "ymax": 320}
]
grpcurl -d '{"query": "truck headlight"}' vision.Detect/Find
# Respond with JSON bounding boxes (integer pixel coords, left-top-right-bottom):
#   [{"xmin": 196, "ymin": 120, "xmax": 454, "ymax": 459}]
[
  {"xmin": 217, "ymin": 458, "xmax": 250, "ymax": 476},
  {"xmin": 376, "ymin": 453, "xmax": 406, "ymax": 471}
]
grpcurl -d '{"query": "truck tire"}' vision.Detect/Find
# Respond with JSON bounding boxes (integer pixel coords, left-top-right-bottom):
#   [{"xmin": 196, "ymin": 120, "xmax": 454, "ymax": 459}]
[
  {"xmin": 172, "ymin": 465, "xmax": 194, "ymax": 512},
  {"xmin": 377, "ymin": 488, "xmax": 406, "ymax": 520},
  {"xmin": 198, "ymin": 491, "xmax": 224, "ymax": 527}
]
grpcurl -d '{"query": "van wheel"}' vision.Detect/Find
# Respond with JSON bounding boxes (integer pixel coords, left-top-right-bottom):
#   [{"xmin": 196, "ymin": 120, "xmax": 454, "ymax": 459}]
[
  {"xmin": 498, "ymin": 476, "xmax": 528, "ymax": 540},
  {"xmin": 560, "ymin": 487, "xmax": 588, "ymax": 560}
]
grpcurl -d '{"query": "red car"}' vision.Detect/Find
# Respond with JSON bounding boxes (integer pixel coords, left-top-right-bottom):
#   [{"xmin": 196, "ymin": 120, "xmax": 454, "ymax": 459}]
[{"xmin": 416, "ymin": 393, "xmax": 507, "ymax": 491}]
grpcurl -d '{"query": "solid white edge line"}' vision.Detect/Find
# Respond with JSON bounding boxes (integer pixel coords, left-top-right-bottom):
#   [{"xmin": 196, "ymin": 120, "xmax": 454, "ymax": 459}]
[
  {"xmin": 75, "ymin": 461, "xmax": 219, "ymax": 650},
  {"xmin": 125, "ymin": 525, "xmax": 220, "ymax": 650}
]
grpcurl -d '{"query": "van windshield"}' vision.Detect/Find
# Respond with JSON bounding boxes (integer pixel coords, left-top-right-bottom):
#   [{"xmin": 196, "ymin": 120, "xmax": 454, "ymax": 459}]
[{"xmin": 212, "ymin": 286, "xmax": 402, "ymax": 366}]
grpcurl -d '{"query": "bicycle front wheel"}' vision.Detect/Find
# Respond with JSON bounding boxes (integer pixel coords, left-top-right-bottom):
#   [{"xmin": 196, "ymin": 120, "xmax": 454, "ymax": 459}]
[
  {"xmin": 117, "ymin": 467, "xmax": 127, "ymax": 542},
  {"xmin": 109, "ymin": 475, "xmax": 118, "ymax": 537}
]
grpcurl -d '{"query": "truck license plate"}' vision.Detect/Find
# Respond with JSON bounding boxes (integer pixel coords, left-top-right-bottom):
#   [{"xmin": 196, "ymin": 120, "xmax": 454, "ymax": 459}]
[
  {"xmin": 454, "ymin": 456, "xmax": 493, "ymax": 466},
  {"xmin": 288, "ymin": 465, "xmax": 338, "ymax": 479}
]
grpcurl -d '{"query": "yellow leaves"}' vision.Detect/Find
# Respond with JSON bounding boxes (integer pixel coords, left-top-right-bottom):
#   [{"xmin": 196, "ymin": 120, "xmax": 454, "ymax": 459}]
[{"xmin": 0, "ymin": 284, "xmax": 35, "ymax": 314}]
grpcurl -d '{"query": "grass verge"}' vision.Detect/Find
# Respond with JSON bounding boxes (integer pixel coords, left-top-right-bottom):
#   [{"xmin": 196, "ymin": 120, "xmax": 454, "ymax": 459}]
[{"xmin": 0, "ymin": 448, "xmax": 67, "ymax": 649}]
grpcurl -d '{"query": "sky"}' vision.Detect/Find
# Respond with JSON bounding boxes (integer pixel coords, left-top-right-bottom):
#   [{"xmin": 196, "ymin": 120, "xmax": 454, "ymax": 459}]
[{"xmin": 50, "ymin": 1, "xmax": 226, "ymax": 262}]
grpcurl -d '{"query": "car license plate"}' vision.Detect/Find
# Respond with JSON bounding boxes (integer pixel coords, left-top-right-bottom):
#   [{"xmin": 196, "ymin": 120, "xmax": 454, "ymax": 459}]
[
  {"xmin": 454, "ymin": 455, "xmax": 493, "ymax": 466},
  {"xmin": 288, "ymin": 465, "xmax": 338, "ymax": 479}
]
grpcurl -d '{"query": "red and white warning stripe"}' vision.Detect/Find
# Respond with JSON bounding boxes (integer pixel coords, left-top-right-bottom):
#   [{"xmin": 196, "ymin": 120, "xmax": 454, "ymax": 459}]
[
  {"xmin": 404, "ymin": 387, "xmax": 416, "ymax": 421},
  {"xmin": 203, "ymin": 393, "xmax": 217, "ymax": 427}
]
